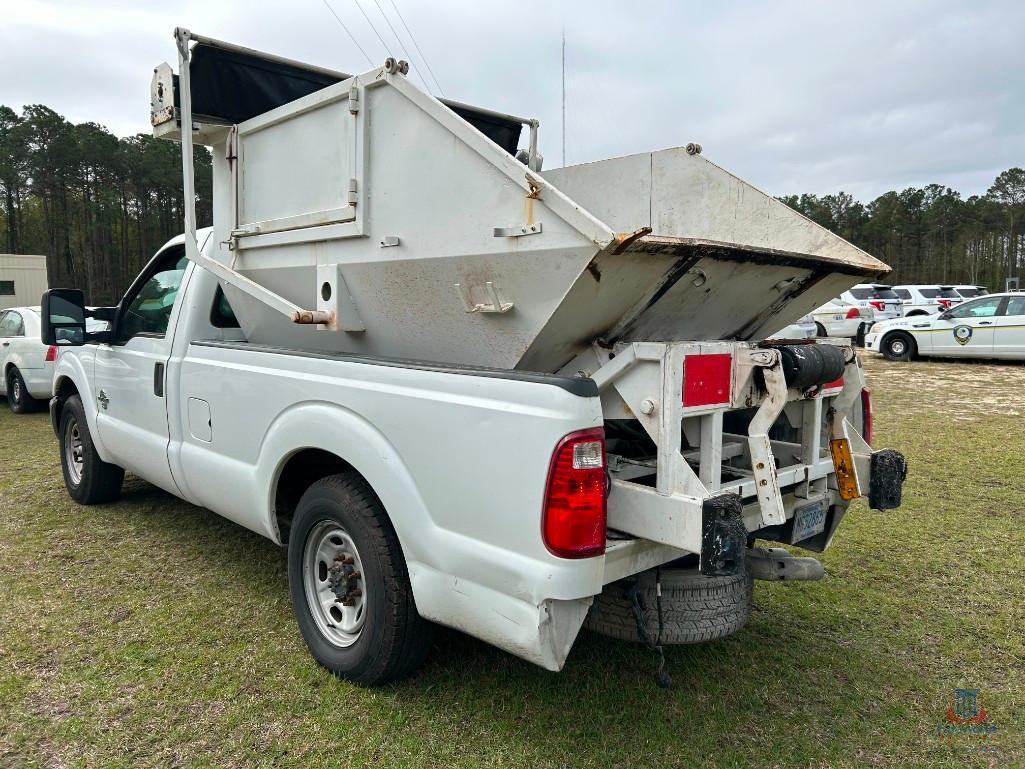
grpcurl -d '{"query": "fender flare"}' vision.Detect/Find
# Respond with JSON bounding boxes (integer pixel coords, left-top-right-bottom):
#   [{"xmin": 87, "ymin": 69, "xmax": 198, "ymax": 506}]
[
  {"xmin": 256, "ymin": 401, "xmax": 442, "ymax": 570},
  {"xmin": 51, "ymin": 355, "xmax": 114, "ymax": 464}
]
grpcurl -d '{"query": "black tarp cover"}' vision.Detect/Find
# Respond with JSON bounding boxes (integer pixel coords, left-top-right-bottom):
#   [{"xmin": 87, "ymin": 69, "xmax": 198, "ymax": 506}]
[{"xmin": 186, "ymin": 43, "xmax": 523, "ymax": 155}]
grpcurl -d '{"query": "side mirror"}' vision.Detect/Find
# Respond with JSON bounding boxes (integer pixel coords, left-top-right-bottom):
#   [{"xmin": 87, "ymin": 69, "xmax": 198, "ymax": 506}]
[
  {"xmin": 41, "ymin": 288, "xmax": 87, "ymax": 345},
  {"xmin": 936, "ymin": 311, "xmax": 952, "ymax": 321}
]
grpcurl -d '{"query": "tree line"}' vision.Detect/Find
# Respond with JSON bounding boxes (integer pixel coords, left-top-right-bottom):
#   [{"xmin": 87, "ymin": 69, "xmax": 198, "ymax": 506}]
[
  {"xmin": 0, "ymin": 105, "xmax": 211, "ymax": 305},
  {"xmin": 779, "ymin": 169, "xmax": 1024, "ymax": 290},
  {"xmin": 1, "ymin": 103, "xmax": 1022, "ymax": 304}
]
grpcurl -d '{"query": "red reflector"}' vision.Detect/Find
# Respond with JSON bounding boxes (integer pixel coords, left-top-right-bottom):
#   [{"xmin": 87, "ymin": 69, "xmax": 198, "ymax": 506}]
[
  {"xmin": 845, "ymin": 307, "xmax": 862, "ymax": 319},
  {"xmin": 542, "ymin": 428, "xmax": 607, "ymax": 559},
  {"xmin": 823, "ymin": 374, "xmax": 845, "ymax": 390},
  {"xmin": 861, "ymin": 387, "xmax": 873, "ymax": 445},
  {"xmin": 869, "ymin": 300, "xmax": 886, "ymax": 311},
  {"xmin": 683, "ymin": 353, "xmax": 732, "ymax": 407},
  {"xmin": 44, "ymin": 345, "xmax": 57, "ymax": 362}
]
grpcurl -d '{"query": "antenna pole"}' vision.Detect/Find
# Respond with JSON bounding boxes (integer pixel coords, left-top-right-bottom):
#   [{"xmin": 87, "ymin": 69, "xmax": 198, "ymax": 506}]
[{"xmin": 561, "ymin": 27, "xmax": 566, "ymax": 167}]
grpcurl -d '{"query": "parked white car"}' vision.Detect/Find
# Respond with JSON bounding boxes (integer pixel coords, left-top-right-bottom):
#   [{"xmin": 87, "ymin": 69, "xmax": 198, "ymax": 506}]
[
  {"xmin": 838, "ymin": 284, "xmax": 903, "ymax": 321},
  {"xmin": 953, "ymin": 285, "xmax": 989, "ymax": 299},
  {"xmin": 865, "ymin": 292, "xmax": 1025, "ymax": 361},
  {"xmin": 810, "ymin": 301, "xmax": 873, "ymax": 341},
  {"xmin": 0, "ymin": 306, "xmax": 57, "ymax": 413},
  {"xmin": 891, "ymin": 285, "xmax": 961, "ymax": 316},
  {"xmin": 767, "ymin": 313, "xmax": 817, "ymax": 340}
]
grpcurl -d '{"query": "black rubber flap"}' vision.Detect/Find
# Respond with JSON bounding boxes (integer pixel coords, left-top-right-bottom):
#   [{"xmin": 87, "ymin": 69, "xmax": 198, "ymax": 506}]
[
  {"xmin": 869, "ymin": 449, "xmax": 908, "ymax": 510},
  {"xmin": 701, "ymin": 493, "xmax": 747, "ymax": 577},
  {"xmin": 186, "ymin": 44, "xmax": 522, "ymax": 154}
]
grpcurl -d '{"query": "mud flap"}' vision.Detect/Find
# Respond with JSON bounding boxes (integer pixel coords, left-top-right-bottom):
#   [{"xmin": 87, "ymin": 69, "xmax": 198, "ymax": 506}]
[
  {"xmin": 700, "ymin": 493, "xmax": 747, "ymax": 577},
  {"xmin": 869, "ymin": 449, "xmax": 908, "ymax": 510}
]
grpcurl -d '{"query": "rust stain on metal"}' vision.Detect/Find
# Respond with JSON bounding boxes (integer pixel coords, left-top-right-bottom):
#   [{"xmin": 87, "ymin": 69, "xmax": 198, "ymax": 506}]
[
  {"xmin": 526, "ymin": 182, "xmax": 542, "ymax": 200},
  {"xmin": 292, "ymin": 309, "xmax": 335, "ymax": 327},
  {"xmin": 611, "ymin": 226, "xmax": 653, "ymax": 255}
]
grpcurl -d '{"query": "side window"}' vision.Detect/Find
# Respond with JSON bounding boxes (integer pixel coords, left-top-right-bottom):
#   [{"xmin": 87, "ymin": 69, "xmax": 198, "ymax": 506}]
[
  {"xmin": 1004, "ymin": 297, "xmax": 1025, "ymax": 316},
  {"xmin": 0, "ymin": 280, "xmax": 15, "ymax": 296},
  {"xmin": 947, "ymin": 297, "xmax": 1002, "ymax": 319},
  {"xmin": 210, "ymin": 286, "xmax": 241, "ymax": 329},
  {"xmin": 118, "ymin": 247, "xmax": 189, "ymax": 341},
  {"xmin": 894, "ymin": 289, "xmax": 911, "ymax": 300},
  {"xmin": 0, "ymin": 310, "xmax": 24, "ymax": 337}
]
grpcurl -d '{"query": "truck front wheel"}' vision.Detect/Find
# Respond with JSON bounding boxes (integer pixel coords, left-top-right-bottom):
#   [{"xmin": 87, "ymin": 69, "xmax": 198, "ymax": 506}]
[
  {"xmin": 287, "ymin": 472, "xmax": 433, "ymax": 685},
  {"xmin": 59, "ymin": 395, "xmax": 124, "ymax": 504}
]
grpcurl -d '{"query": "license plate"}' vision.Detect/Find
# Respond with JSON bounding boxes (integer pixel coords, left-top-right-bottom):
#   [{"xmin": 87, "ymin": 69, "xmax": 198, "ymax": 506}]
[{"xmin": 791, "ymin": 499, "xmax": 827, "ymax": 543}]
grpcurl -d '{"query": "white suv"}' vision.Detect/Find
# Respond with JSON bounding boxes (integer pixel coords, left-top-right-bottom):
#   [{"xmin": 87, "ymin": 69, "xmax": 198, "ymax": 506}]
[
  {"xmin": 837, "ymin": 284, "xmax": 903, "ymax": 321},
  {"xmin": 892, "ymin": 285, "xmax": 962, "ymax": 316}
]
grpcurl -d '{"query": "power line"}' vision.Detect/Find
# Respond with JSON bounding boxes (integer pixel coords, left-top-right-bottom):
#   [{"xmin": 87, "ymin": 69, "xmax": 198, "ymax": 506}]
[
  {"xmin": 351, "ymin": 0, "xmax": 393, "ymax": 59},
  {"xmin": 386, "ymin": 0, "xmax": 445, "ymax": 96},
  {"xmin": 370, "ymin": 0, "xmax": 431, "ymax": 92},
  {"xmin": 319, "ymin": 0, "xmax": 374, "ymax": 67}
]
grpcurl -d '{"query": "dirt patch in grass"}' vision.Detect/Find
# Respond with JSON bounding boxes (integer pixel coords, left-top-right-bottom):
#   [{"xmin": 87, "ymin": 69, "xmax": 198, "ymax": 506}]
[{"xmin": 1, "ymin": 357, "xmax": 1023, "ymax": 768}]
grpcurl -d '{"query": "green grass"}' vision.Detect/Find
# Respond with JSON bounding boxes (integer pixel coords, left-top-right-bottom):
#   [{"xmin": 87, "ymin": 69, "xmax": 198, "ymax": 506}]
[{"xmin": 1, "ymin": 356, "xmax": 1022, "ymax": 768}]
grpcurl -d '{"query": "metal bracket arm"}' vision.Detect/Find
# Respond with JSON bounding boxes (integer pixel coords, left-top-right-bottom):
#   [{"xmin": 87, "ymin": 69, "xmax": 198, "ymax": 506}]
[{"xmin": 746, "ymin": 350, "xmax": 788, "ymax": 526}]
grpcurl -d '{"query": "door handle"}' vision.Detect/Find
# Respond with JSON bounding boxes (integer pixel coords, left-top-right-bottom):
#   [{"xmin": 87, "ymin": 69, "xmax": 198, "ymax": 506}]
[
  {"xmin": 1, "ymin": 342, "xmax": 9, "ymax": 347},
  {"xmin": 978, "ymin": 321, "xmax": 993, "ymax": 326},
  {"xmin": 154, "ymin": 362, "xmax": 165, "ymax": 397}
]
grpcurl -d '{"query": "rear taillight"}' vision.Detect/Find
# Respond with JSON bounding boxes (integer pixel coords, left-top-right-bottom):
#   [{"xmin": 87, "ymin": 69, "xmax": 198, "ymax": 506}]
[
  {"xmin": 861, "ymin": 387, "xmax": 873, "ymax": 445},
  {"xmin": 869, "ymin": 300, "xmax": 886, "ymax": 312},
  {"xmin": 682, "ymin": 353, "xmax": 733, "ymax": 407},
  {"xmin": 937, "ymin": 298, "xmax": 953, "ymax": 309},
  {"xmin": 542, "ymin": 428, "xmax": 607, "ymax": 559},
  {"xmin": 845, "ymin": 308, "xmax": 862, "ymax": 319},
  {"xmin": 44, "ymin": 345, "xmax": 57, "ymax": 362}
]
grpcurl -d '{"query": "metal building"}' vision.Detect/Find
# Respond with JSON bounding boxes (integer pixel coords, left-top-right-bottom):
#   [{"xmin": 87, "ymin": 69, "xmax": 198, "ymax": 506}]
[{"xmin": 0, "ymin": 254, "xmax": 48, "ymax": 310}]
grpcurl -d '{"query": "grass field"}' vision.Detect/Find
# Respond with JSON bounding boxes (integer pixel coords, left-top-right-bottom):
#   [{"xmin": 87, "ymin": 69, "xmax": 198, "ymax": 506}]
[{"xmin": 1, "ymin": 355, "xmax": 1022, "ymax": 768}]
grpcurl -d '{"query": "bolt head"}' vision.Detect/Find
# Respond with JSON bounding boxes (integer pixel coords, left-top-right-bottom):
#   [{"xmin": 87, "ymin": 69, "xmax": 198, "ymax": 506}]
[{"xmin": 640, "ymin": 399, "xmax": 656, "ymax": 415}]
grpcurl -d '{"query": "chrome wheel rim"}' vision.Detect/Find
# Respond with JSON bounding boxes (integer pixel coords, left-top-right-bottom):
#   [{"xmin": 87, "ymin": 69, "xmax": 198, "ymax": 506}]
[
  {"xmin": 11, "ymin": 376, "xmax": 21, "ymax": 404},
  {"xmin": 303, "ymin": 520, "xmax": 367, "ymax": 647},
  {"xmin": 890, "ymin": 339, "xmax": 906, "ymax": 356},
  {"xmin": 64, "ymin": 417, "xmax": 84, "ymax": 485}
]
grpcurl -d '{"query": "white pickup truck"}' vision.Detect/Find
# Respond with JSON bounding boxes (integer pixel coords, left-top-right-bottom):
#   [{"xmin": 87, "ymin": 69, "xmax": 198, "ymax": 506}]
[{"xmin": 39, "ymin": 29, "xmax": 907, "ymax": 686}]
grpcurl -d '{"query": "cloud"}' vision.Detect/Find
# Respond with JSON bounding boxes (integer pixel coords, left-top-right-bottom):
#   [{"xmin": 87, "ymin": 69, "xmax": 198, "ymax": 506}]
[{"xmin": 2, "ymin": 0, "xmax": 1021, "ymax": 200}]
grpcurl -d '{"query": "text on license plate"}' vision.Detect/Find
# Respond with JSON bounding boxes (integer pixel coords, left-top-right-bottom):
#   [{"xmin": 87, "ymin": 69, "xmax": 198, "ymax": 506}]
[{"xmin": 792, "ymin": 499, "xmax": 827, "ymax": 543}]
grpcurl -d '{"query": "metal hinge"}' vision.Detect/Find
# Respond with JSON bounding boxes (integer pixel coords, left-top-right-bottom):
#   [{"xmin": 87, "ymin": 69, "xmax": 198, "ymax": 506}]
[
  {"xmin": 348, "ymin": 178, "xmax": 358, "ymax": 206},
  {"xmin": 348, "ymin": 86, "xmax": 359, "ymax": 114}
]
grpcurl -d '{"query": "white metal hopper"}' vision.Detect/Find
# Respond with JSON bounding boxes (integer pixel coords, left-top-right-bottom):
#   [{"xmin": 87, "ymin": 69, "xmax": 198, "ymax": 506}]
[{"xmin": 157, "ymin": 30, "xmax": 890, "ymax": 374}]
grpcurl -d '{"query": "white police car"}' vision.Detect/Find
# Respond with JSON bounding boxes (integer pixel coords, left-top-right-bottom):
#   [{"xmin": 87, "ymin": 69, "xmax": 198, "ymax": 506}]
[{"xmin": 865, "ymin": 292, "xmax": 1025, "ymax": 361}]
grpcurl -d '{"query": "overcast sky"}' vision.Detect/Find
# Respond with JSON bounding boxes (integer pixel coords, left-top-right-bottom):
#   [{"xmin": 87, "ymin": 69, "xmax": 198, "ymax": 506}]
[{"xmin": 2, "ymin": 0, "xmax": 1022, "ymax": 200}]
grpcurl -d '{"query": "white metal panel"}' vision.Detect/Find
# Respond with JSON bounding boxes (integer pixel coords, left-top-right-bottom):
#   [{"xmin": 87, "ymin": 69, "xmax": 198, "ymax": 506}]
[{"xmin": 237, "ymin": 85, "xmax": 355, "ymax": 227}]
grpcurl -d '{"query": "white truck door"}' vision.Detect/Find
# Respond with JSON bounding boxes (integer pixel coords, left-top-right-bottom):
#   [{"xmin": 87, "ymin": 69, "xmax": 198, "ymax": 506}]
[
  {"xmin": 992, "ymin": 295, "xmax": 1025, "ymax": 359},
  {"xmin": 93, "ymin": 246, "xmax": 189, "ymax": 495},
  {"xmin": 929, "ymin": 296, "xmax": 1001, "ymax": 357}
]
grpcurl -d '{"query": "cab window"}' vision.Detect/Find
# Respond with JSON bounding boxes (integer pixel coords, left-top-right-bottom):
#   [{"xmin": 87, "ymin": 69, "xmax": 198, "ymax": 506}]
[
  {"xmin": 118, "ymin": 246, "xmax": 188, "ymax": 341},
  {"xmin": 946, "ymin": 297, "xmax": 1002, "ymax": 319},
  {"xmin": 0, "ymin": 310, "xmax": 24, "ymax": 337},
  {"xmin": 210, "ymin": 286, "xmax": 241, "ymax": 329}
]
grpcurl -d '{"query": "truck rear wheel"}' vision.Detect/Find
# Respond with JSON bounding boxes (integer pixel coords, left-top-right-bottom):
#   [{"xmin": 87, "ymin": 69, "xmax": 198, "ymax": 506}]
[
  {"xmin": 287, "ymin": 472, "xmax": 432, "ymax": 685},
  {"xmin": 59, "ymin": 395, "xmax": 124, "ymax": 504},
  {"xmin": 584, "ymin": 566, "xmax": 752, "ymax": 645}
]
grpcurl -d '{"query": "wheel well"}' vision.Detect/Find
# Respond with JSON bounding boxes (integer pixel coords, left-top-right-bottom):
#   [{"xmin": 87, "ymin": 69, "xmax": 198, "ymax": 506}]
[
  {"xmin": 48, "ymin": 377, "xmax": 80, "ymax": 427},
  {"xmin": 273, "ymin": 449, "xmax": 356, "ymax": 543}
]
